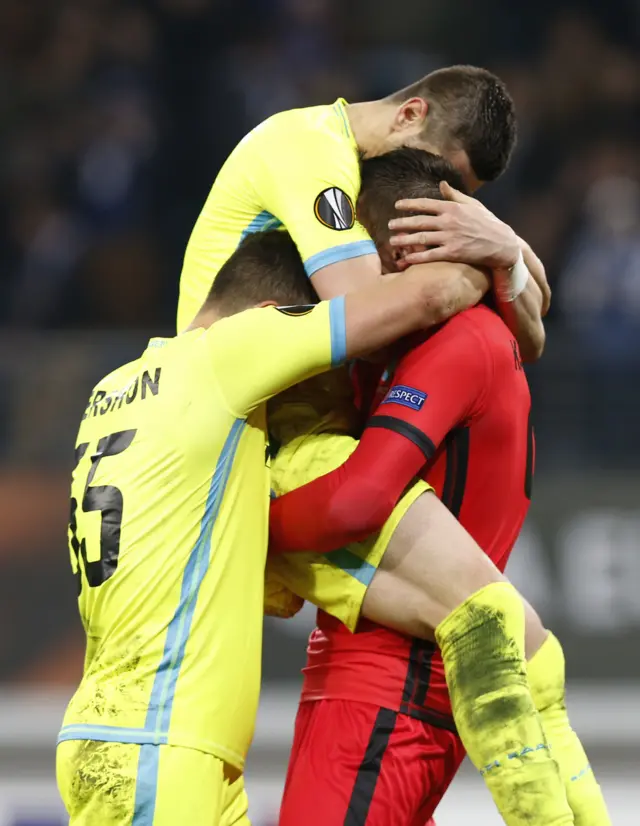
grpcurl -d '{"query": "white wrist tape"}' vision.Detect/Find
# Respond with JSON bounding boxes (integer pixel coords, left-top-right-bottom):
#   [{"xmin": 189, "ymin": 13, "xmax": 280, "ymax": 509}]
[{"xmin": 496, "ymin": 251, "xmax": 529, "ymax": 302}]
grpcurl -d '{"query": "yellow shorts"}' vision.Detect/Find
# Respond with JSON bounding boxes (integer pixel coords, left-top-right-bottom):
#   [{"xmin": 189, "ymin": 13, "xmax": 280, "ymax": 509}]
[
  {"xmin": 56, "ymin": 739, "xmax": 249, "ymax": 826},
  {"xmin": 266, "ymin": 431, "xmax": 430, "ymax": 631}
]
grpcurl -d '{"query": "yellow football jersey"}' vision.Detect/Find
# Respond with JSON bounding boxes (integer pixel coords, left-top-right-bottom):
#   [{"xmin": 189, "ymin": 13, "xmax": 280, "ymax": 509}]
[
  {"xmin": 177, "ymin": 99, "xmax": 376, "ymax": 331},
  {"xmin": 58, "ymin": 299, "xmax": 346, "ymax": 771}
]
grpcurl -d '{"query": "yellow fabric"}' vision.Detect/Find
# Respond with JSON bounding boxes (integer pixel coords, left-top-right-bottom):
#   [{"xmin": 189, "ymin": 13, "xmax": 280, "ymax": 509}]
[
  {"xmin": 267, "ymin": 365, "xmax": 360, "ymax": 447},
  {"xmin": 56, "ymin": 740, "xmax": 250, "ymax": 826},
  {"xmin": 266, "ymin": 431, "xmax": 431, "ymax": 630},
  {"xmin": 177, "ymin": 99, "xmax": 376, "ymax": 330},
  {"xmin": 436, "ymin": 582, "xmax": 574, "ymax": 826},
  {"xmin": 528, "ymin": 633, "xmax": 611, "ymax": 826},
  {"xmin": 263, "ymin": 576, "xmax": 305, "ymax": 620},
  {"xmin": 59, "ymin": 302, "xmax": 342, "ymax": 771}
]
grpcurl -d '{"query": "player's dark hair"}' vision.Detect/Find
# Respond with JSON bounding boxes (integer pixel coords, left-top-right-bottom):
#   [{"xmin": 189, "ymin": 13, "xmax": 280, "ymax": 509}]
[
  {"xmin": 357, "ymin": 147, "xmax": 467, "ymax": 246},
  {"xmin": 390, "ymin": 65, "xmax": 516, "ymax": 182},
  {"xmin": 206, "ymin": 230, "xmax": 318, "ymax": 315}
]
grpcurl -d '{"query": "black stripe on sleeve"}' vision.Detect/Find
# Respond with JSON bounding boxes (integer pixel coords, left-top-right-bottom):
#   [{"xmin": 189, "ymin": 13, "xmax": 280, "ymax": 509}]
[
  {"xmin": 368, "ymin": 415, "xmax": 436, "ymax": 461},
  {"xmin": 344, "ymin": 707, "xmax": 397, "ymax": 826},
  {"xmin": 441, "ymin": 427, "xmax": 470, "ymax": 519}
]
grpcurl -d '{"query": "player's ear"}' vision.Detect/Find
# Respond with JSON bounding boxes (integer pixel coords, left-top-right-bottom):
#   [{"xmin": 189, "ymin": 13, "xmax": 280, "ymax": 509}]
[
  {"xmin": 377, "ymin": 241, "xmax": 400, "ymax": 274},
  {"xmin": 393, "ymin": 97, "xmax": 429, "ymax": 134},
  {"xmin": 393, "ymin": 243, "xmax": 428, "ymax": 271}
]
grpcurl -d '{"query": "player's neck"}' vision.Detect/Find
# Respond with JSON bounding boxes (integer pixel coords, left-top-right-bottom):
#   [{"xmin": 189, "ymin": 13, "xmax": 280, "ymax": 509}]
[
  {"xmin": 346, "ymin": 100, "xmax": 398, "ymax": 158},
  {"xmin": 186, "ymin": 307, "xmax": 221, "ymax": 332}
]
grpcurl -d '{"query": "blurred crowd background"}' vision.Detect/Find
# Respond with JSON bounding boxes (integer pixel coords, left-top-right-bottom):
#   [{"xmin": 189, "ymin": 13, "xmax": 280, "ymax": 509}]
[
  {"xmin": 1, "ymin": 0, "xmax": 640, "ymax": 466},
  {"xmin": 0, "ymin": 1, "xmax": 639, "ymax": 824}
]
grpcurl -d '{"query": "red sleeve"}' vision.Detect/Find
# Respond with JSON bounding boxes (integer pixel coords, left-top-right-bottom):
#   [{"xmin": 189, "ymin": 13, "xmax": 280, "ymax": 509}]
[
  {"xmin": 269, "ymin": 319, "xmax": 491, "ymax": 555},
  {"xmin": 369, "ymin": 317, "xmax": 490, "ymax": 454},
  {"xmin": 269, "ymin": 424, "xmax": 427, "ymax": 554}
]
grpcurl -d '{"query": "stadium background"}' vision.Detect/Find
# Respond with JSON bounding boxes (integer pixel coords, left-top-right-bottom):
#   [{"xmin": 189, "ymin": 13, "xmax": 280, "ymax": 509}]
[{"xmin": 0, "ymin": 0, "xmax": 639, "ymax": 822}]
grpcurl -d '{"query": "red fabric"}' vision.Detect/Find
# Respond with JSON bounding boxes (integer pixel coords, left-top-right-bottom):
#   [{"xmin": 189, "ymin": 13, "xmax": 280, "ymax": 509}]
[
  {"xmin": 279, "ymin": 699, "xmax": 465, "ymax": 826},
  {"xmin": 302, "ymin": 628, "xmax": 454, "ymax": 720},
  {"xmin": 269, "ymin": 309, "xmax": 493, "ymax": 555},
  {"xmin": 349, "ymin": 360, "xmax": 387, "ymax": 420},
  {"xmin": 269, "ymin": 425, "xmax": 426, "ymax": 554},
  {"xmin": 289, "ymin": 306, "xmax": 534, "ymax": 723}
]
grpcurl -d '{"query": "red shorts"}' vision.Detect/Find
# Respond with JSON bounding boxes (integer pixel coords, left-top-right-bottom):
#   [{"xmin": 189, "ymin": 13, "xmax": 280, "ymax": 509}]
[{"xmin": 279, "ymin": 699, "xmax": 466, "ymax": 826}]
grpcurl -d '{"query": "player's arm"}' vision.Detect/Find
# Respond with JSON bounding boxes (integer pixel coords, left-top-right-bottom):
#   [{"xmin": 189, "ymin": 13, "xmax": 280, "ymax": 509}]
[
  {"xmin": 256, "ymin": 127, "xmax": 384, "ymax": 298},
  {"xmin": 388, "ymin": 182, "xmax": 547, "ymax": 361},
  {"xmin": 494, "ymin": 259, "xmax": 546, "ymax": 363},
  {"xmin": 519, "ymin": 237, "xmax": 551, "ymax": 315},
  {"xmin": 259, "ymin": 130, "xmax": 493, "ymax": 328},
  {"xmin": 269, "ymin": 322, "xmax": 489, "ymax": 553},
  {"xmin": 208, "ymin": 265, "xmax": 488, "ymax": 416}
]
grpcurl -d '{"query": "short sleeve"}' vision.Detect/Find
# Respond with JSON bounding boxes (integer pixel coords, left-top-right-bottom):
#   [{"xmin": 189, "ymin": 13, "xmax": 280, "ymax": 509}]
[
  {"xmin": 206, "ymin": 299, "xmax": 347, "ymax": 417},
  {"xmin": 257, "ymin": 111, "xmax": 376, "ymax": 278}
]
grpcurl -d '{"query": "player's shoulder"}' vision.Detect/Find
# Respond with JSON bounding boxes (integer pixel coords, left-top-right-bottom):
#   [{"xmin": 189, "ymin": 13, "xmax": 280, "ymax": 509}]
[
  {"xmin": 90, "ymin": 336, "xmax": 186, "ymax": 400},
  {"xmin": 77, "ymin": 356, "xmax": 144, "ymax": 426},
  {"xmin": 265, "ymin": 99, "xmax": 345, "ymax": 129},
  {"xmin": 248, "ymin": 100, "xmax": 352, "ymax": 151},
  {"xmin": 410, "ymin": 305, "xmax": 497, "ymax": 352},
  {"xmin": 457, "ymin": 303, "xmax": 504, "ymax": 330},
  {"xmin": 92, "ymin": 358, "xmax": 141, "ymax": 394},
  {"xmin": 458, "ymin": 305, "xmax": 527, "ymax": 380},
  {"xmin": 403, "ymin": 305, "xmax": 515, "ymax": 372},
  {"xmin": 456, "ymin": 304, "xmax": 515, "ymax": 348}
]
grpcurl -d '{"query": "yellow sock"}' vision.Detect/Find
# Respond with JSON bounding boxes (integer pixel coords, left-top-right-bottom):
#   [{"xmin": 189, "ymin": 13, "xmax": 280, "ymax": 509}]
[
  {"xmin": 528, "ymin": 633, "xmax": 611, "ymax": 826},
  {"xmin": 436, "ymin": 582, "xmax": 574, "ymax": 826}
]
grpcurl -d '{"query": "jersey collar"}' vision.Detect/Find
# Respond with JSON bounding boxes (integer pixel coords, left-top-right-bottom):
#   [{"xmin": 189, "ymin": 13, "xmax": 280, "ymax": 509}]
[
  {"xmin": 333, "ymin": 98, "xmax": 357, "ymax": 149},
  {"xmin": 147, "ymin": 337, "xmax": 169, "ymax": 349}
]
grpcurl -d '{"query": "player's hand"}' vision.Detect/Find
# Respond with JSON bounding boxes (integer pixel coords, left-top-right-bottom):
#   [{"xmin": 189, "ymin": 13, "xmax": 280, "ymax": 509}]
[
  {"xmin": 519, "ymin": 236, "xmax": 552, "ymax": 317},
  {"xmin": 388, "ymin": 181, "xmax": 520, "ymax": 270}
]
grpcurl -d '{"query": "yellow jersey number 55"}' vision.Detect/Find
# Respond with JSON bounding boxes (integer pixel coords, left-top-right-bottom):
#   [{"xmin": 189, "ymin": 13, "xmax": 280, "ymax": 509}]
[{"xmin": 68, "ymin": 429, "xmax": 136, "ymax": 594}]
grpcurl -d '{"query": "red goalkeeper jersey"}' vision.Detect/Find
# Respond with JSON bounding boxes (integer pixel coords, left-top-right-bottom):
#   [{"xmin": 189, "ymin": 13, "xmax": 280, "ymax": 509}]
[{"xmin": 270, "ymin": 304, "xmax": 534, "ymax": 727}]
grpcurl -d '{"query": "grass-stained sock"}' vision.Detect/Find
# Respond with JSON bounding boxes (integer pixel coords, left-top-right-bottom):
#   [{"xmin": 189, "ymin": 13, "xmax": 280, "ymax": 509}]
[
  {"xmin": 436, "ymin": 582, "xmax": 574, "ymax": 826},
  {"xmin": 528, "ymin": 633, "xmax": 611, "ymax": 826}
]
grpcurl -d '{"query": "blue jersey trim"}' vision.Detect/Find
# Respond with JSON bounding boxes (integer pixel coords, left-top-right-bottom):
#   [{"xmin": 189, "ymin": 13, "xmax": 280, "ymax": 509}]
[
  {"xmin": 58, "ymin": 418, "xmax": 246, "ymax": 750},
  {"xmin": 239, "ymin": 210, "xmax": 282, "ymax": 243},
  {"xmin": 333, "ymin": 100, "xmax": 351, "ymax": 139},
  {"xmin": 325, "ymin": 547, "xmax": 376, "ymax": 586},
  {"xmin": 329, "ymin": 296, "xmax": 347, "ymax": 367},
  {"xmin": 132, "ymin": 744, "xmax": 160, "ymax": 826},
  {"xmin": 305, "ymin": 240, "xmax": 377, "ymax": 277},
  {"xmin": 146, "ymin": 417, "xmax": 246, "ymax": 737},
  {"xmin": 57, "ymin": 725, "xmax": 168, "ymax": 746}
]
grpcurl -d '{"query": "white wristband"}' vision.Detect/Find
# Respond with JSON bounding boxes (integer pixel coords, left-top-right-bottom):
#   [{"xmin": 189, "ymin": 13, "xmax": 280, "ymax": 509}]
[{"xmin": 495, "ymin": 251, "xmax": 529, "ymax": 303}]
